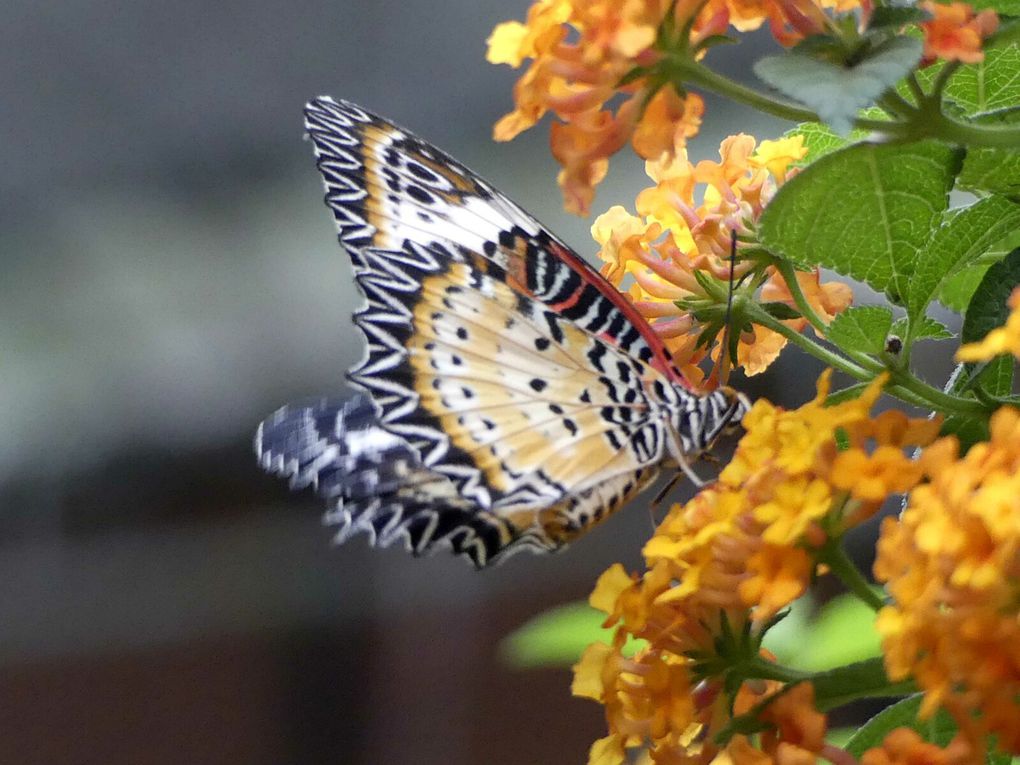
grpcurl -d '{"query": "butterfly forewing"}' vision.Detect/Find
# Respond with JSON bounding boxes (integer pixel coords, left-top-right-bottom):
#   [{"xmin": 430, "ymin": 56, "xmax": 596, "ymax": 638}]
[{"xmin": 304, "ymin": 97, "xmax": 692, "ymax": 388}]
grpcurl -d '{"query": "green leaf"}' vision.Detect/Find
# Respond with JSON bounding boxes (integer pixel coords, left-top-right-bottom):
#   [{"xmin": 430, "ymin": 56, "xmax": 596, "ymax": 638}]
[
  {"xmin": 891, "ymin": 316, "xmax": 954, "ymax": 341},
  {"xmin": 961, "ymin": 247, "xmax": 1020, "ymax": 346},
  {"xmin": 940, "ymin": 264, "xmax": 992, "ymax": 311},
  {"xmin": 907, "ymin": 196, "xmax": 1020, "ymax": 321},
  {"xmin": 760, "ymin": 301, "xmax": 802, "ymax": 320},
  {"xmin": 984, "ymin": 355, "xmax": 1016, "ymax": 396},
  {"xmin": 754, "ymin": 37, "xmax": 923, "ymax": 134},
  {"xmin": 499, "ymin": 602, "xmax": 642, "ymax": 668},
  {"xmin": 824, "ymin": 381, "xmax": 874, "ymax": 405},
  {"xmin": 940, "ymin": 227, "xmax": 1020, "ymax": 310},
  {"xmin": 959, "ymin": 145, "xmax": 1020, "ymax": 198},
  {"xmin": 960, "ymin": 247, "xmax": 1020, "ymax": 396},
  {"xmin": 844, "ymin": 695, "xmax": 959, "ymax": 756},
  {"xmin": 826, "ymin": 306, "xmax": 895, "ymax": 353},
  {"xmin": 868, "ymin": 6, "xmax": 930, "ymax": 29},
  {"xmin": 696, "ymin": 34, "xmax": 738, "ymax": 51},
  {"xmin": 759, "ymin": 141, "xmax": 962, "ymax": 302},
  {"xmin": 939, "ymin": 43, "xmax": 1020, "ymax": 118}
]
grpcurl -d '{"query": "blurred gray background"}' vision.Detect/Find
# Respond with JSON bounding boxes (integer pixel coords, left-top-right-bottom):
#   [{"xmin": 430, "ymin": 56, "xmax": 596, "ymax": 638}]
[{"xmin": 0, "ymin": 1, "xmax": 894, "ymax": 763}]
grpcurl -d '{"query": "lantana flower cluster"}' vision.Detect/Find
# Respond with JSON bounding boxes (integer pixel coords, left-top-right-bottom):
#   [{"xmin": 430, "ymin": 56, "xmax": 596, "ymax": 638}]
[
  {"xmin": 865, "ymin": 290, "xmax": 1020, "ymax": 758},
  {"xmin": 875, "ymin": 407, "xmax": 1020, "ymax": 757},
  {"xmin": 592, "ymin": 133, "xmax": 852, "ymax": 380},
  {"xmin": 573, "ymin": 372, "xmax": 941, "ymax": 764},
  {"xmin": 487, "ymin": 0, "xmax": 997, "ymax": 214},
  {"xmin": 485, "ymin": 0, "xmax": 867, "ymax": 213}
]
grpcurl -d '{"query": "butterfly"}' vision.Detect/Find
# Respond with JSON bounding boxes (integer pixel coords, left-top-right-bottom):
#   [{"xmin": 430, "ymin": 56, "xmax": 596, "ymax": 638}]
[{"xmin": 255, "ymin": 97, "xmax": 750, "ymax": 567}]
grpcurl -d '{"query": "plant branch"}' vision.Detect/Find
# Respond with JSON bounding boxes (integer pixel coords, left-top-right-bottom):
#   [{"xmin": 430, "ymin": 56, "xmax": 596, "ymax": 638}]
[
  {"xmin": 671, "ymin": 59, "xmax": 818, "ymax": 122},
  {"xmin": 770, "ymin": 259, "xmax": 829, "ymax": 334},
  {"xmin": 811, "ymin": 657, "xmax": 917, "ymax": 711},
  {"xmin": 746, "ymin": 304, "xmax": 989, "ymax": 415},
  {"xmin": 819, "ymin": 538, "xmax": 885, "ymax": 612},
  {"xmin": 928, "ymin": 112, "xmax": 1020, "ymax": 148},
  {"xmin": 745, "ymin": 303, "xmax": 871, "ymax": 379},
  {"xmin": 667, "ymin": 59, "xmax": 909, "ymax": 134}
]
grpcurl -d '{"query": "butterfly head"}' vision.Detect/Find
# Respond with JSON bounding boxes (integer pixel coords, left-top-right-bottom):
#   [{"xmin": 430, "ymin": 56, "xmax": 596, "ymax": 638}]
[
  {"xmin": 674, "ymin": 385, "xmax": 751, "ymax": 458},
  {"xmin": 707, "ymin": 386, "xmax": 751, "ymax": 445}
]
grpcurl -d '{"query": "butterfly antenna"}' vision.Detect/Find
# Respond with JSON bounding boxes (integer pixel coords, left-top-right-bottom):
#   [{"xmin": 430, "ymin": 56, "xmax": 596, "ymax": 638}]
[{"xmin": 714, "ymin": 230, "xmax": 739, "ymax": 387}]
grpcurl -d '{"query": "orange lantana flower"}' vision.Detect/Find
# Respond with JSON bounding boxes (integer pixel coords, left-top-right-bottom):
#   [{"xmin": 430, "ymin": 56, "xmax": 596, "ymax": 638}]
[
  {"xmin": 860, "ymin": 728, "xmax": 971, "ymax": 765},
  {"xmin": 920, "ymin": 1, "xmax": 999, "ymax": 65},
  {"xmin": 487, "ymin": 0, "xmax": 863, "ymax": 212}
]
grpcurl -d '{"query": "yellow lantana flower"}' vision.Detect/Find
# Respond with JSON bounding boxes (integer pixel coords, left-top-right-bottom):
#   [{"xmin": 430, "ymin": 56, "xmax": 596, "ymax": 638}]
[
  {"xmin": 956, "ymin": 286, "xmax": 1020, "ymax": 361},
  {"xmin": 875, "ymin": 406, "xmax": 1020, "ymax": 759},
  {"xmin": 574, "ymin": 371, "xmax": 938, "ymax": 765}
]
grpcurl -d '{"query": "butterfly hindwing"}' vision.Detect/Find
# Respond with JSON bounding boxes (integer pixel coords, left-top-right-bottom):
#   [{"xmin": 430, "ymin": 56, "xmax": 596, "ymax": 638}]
[{"xmin": 255, "ymin": 395, "xmax": 658, "ymax": 566}]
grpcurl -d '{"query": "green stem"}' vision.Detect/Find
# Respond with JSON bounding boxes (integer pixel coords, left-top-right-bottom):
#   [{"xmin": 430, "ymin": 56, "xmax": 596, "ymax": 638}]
[
  {"xmin": 746, "ymin": 304, "xmax": 988, "ymax": 415},
  {"xmin": 669, "ymin": 52, "xmax": 1020, "ymax": 147},
  {"xmin": 672, "ymin": 59, "xmax": 817, "ymax": 122},
  {"xmin": 771, "ymin": 259, "xmax": 829, "ymax": 334},
  {"xmin": 819, "ymin": 538, "xmax": 885, "ymax": 612},
  {"xmin": 927, "ymin": 112, "xmax": 1020, "ymax": 148},
  {"xmin": 715, "ymin": 657, "xmax": 915, "ymax": 744},
  {"xmin": 667, "ymin": 59, "xmax": 908, "ymax": 134},
  {"xmin": 929, "ymin": 61, "xmax": 961, "ymax": 101},
  {"xmin": 811, "ymin": 657, "xmax": 917, "ymax": 711},
  {"xmin": 905, "ymin": 73, "xmax": 927, "ymax": 107},
  {"xmin": 745, "ymin": 303, "xmax": 871, "ymax": 380},
  {"xmin": 886, "ymin": 367, "xmax": 989, "ymax": 416},
  {"xmin": 741, "ymin": 657, "xmax": 813, "ymax": 684}
]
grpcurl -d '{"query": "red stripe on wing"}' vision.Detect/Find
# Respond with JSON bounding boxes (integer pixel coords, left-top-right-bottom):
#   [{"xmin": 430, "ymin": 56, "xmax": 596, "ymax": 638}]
[{"xmin": 545, "ymin": 240, "xmax": 695, "ymax": 392}]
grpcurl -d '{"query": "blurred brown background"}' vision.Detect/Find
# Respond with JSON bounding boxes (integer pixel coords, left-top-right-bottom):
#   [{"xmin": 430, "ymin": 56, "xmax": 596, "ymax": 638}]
[{"xmin": 0, "ymin": 1, "xmax": 891, "ymax": 762}]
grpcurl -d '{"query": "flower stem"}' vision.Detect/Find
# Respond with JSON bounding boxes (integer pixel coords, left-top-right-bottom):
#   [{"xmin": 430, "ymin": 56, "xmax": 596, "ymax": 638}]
[
  {"xmin": 771, "ymin": 259, "xmax": 829, "ymax": 334},
  {"xmin": 811, "ymin": 657, "xmax": 917, "ymax": 711},
  {"xmin": 741, "ymin": 657, "xmax": 813, "ymax": 684},
  {"xmin": 744, "ymin": 303, "xmax": 870, "ymax": 379},
  {"xmin": 929, "ymin": 61, "xmax": 961, "ymax": 101},
  {"xmin": 819, "ymin": 539, "xmax": 885, "ymax": 612},
  {"xmin": 745, "ymin": 304, "xmax": 989, "ymax": 416},
  {"xmin": 669, "ymin": 59, "xmax": 910, "ymax": 134}
]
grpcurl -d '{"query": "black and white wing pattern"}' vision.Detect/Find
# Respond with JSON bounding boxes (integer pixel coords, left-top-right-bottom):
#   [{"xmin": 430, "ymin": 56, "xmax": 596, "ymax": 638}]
[{"xmin": 254, "ymin": 98, "xmax": 748, "ymax": 567}]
